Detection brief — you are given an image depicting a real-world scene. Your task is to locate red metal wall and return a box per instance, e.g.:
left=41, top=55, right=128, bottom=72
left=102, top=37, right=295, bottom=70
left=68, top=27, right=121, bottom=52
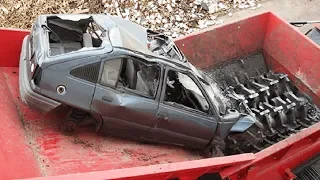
left=0, top=28, right=29, bottom=67
left=174, top=12, right=320, bottom=179
left=175, top=12, right=269, bottom=69
left=0, top=28, right=40, bottom=179
left=263, top=14, right=320, bottom=106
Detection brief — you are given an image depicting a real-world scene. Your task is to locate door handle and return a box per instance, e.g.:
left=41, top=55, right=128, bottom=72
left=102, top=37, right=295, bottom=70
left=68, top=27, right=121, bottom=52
left=157, top=112, right=169, bottom=121
left=102, top=96, right=113, bottom=102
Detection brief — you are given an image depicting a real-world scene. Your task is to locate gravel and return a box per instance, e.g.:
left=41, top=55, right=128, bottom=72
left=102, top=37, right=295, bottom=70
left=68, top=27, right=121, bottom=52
left=0, top=0, right=262, bottom=38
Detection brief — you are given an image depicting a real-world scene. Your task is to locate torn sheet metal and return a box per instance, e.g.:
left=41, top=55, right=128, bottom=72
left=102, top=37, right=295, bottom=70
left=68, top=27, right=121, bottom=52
left=56, top=14, right=91, bottom=21
left=230, top=115, right=255, bottom=132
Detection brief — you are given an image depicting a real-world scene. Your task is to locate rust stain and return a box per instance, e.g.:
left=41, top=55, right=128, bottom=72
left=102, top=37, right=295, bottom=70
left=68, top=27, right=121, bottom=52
left=296, top=69, right=320, bottom=94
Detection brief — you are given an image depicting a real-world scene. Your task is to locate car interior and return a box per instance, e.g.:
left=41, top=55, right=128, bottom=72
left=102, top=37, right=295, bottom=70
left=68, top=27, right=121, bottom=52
left=101, top=58, right=209, bottom=112
left=147, top=30, right=185, bottom=62
left=46, top=16, right=103, bottom=56
left=101, top=58, right=160, bottom=97
left=165, top=70, right=210, bottom=113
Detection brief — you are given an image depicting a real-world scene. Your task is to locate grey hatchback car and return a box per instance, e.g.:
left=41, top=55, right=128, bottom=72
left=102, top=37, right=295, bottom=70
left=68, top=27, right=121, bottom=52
left=19, top=14, right=254, bottom=156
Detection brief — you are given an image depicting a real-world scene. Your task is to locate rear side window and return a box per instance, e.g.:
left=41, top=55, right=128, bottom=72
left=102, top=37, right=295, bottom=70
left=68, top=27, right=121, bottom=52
left=100, top=58, right=160, bottom=98
left=100, top=59, right=123, bottom=87
left=70, top=62, right=100, bottom=83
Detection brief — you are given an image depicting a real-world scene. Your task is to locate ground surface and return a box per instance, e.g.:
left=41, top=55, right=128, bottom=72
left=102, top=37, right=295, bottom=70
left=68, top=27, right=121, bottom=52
left=218, top=0, right=320, bottom=34
left=1, top=0, right=319, bottom=36
left=0, top=0, right=264, bottom=37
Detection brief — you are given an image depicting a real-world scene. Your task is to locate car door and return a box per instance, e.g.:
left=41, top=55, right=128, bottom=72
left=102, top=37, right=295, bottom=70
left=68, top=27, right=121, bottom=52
left=150, top=68, right=218, bottom=149
left=91, top=56, right=162, bottom=140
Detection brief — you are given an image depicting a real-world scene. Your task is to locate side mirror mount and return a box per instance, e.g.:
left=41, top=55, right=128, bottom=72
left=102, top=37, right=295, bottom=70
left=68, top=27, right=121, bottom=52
left=218, top=109, right=242, bottom=139
left=230, top=115, right=255, bottom=133
left=214, top=109, right=256, bottom=141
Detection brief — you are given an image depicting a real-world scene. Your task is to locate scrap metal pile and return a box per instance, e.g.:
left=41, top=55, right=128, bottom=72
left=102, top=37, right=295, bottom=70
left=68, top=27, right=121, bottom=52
left=207, top=55, right=320, bottom=155
left=0, top=0, right=262, bottom=37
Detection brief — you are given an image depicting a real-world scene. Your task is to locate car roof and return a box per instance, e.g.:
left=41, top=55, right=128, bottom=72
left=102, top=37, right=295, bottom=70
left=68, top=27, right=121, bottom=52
left=38, top=14, right=192, bottom=70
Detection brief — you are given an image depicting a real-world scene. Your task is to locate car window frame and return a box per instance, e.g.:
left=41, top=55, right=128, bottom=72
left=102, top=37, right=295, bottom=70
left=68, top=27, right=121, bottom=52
left=30, top=23, right=37, bottom=53
left=159, top=66, right=214, bottom=116
left=98, top=55, right=163, bottom=100
left=99, top=58, right=124, bottom=88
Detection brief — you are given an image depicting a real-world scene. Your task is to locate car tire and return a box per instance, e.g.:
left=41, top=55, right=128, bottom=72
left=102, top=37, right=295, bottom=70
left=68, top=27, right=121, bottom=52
left=202, top=146, right=224, bottom=158
left=61, top=120, right=78, bottom=136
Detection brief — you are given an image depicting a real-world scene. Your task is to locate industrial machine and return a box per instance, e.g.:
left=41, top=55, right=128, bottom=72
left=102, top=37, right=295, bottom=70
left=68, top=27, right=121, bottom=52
left=0, top=12, right=318, bottom=180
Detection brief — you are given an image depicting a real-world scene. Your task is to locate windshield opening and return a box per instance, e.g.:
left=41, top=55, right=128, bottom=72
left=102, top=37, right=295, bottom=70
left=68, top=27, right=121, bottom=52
left=45, top=16, right=106, bottom=56
left=188, top=63, right=228, bottom=114
left=147, top=30, right=185, bottom=62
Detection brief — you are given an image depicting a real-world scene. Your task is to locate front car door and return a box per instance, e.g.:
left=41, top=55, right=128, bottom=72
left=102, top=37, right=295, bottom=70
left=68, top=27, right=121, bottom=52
left=91, top=56, right=162, bottom=140
left=150, top=68, right=218, bottom=149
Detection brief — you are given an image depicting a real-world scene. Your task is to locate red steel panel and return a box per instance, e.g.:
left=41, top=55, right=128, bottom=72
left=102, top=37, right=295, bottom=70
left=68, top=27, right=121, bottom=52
left=0, top=28, right=29, bottom=67
left=26, top=154, right=255, bottom=180
left=220, top=12, right=320, bottom=180
left=0, top=67, right=41, bottom=179
left=175, top=12, right=269, bottom=69
left=263, top=13, right=320, bottom=106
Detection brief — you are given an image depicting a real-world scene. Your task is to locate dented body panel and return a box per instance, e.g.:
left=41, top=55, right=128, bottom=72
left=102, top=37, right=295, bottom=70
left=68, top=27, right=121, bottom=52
left=92, top=83, right=160, bottom=139
left=20, top=14, right=252, bottom=152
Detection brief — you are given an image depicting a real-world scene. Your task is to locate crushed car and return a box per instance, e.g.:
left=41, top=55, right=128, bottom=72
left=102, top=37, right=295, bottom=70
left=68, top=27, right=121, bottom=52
left=19, top=14, right=320, bottom=157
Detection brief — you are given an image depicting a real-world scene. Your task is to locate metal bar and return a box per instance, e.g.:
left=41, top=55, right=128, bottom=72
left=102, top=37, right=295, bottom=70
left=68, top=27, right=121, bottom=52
left=25, top=154, right=255, bottom=180
left=289, top=21, right=320, bottom=25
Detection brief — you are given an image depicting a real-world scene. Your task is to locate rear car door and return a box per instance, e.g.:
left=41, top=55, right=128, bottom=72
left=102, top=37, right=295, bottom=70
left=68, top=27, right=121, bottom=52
left=150, top=68, right=218, bottom=148
left=91, top=56, right=162, bottom=139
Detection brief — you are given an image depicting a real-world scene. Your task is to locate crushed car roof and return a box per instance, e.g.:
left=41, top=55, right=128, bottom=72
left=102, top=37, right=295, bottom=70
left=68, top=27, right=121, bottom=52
left=94, top=14, right=187, bottom=63
left=43, top=14, right=185, bottom=62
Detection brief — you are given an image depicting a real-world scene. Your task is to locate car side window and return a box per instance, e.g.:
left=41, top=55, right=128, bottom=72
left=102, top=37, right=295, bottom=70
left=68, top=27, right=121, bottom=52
left=100, top=58, right=161, bottom=98
left=70, top=62, right=101, bottom=83
left=164, top=70, right=210, bottom=114
left=101, top=58, right=123, bottom=87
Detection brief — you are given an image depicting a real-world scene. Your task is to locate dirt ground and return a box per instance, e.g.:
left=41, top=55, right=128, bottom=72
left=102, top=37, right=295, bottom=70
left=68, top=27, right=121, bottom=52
left=218, top=0, right=320, bottom=34
left=0, top=0, right=103, bottom=29
left=0, top=0, right=263, bottom=37
left=0, top=0, right=318, bottom=35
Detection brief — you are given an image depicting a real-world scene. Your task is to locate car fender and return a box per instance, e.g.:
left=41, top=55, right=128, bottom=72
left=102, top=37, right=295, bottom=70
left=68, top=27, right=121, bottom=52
left=230, top=115, right=255, bottom=133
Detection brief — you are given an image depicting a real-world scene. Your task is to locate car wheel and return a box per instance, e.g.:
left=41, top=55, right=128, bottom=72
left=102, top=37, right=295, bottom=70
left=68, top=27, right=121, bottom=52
left=61, top=120, right=78, bottom=135
left=202, top=146, right=224, bottom=158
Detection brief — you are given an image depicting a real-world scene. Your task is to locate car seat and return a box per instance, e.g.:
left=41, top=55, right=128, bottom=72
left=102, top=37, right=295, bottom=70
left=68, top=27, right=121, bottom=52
left=125, top=59, right=137, bottom=89
left=82, top=33, right=93, bottom=47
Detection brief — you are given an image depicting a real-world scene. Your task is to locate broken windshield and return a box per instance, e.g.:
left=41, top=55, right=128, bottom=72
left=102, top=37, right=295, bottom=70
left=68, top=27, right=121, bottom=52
left=188, top=63, right=228, bottom=114
left=200, top=79, right=227, bottom=114
left=147, top=30, right=185, bottom=62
